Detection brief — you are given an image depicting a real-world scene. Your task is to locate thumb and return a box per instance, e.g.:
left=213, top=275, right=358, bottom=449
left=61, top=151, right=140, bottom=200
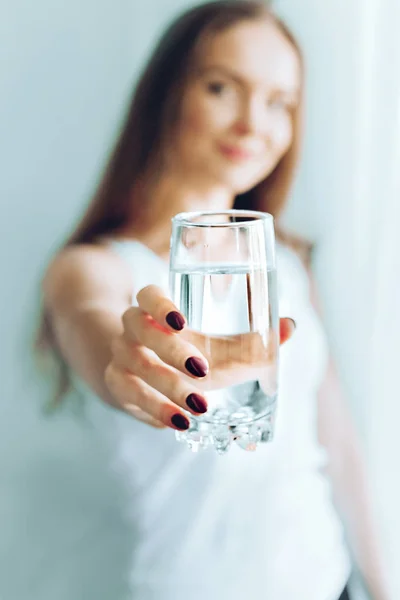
left=279, top=318, right=296, bottom=345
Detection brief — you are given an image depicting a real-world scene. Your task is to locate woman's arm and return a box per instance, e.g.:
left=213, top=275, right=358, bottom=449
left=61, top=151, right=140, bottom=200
left=310, top=275, right=391, bottom=599
left=317, top=359, right=390, bottom=600
left=43, top=244, right=133, bottom=405
left=45, top=244, right=295, bottom=430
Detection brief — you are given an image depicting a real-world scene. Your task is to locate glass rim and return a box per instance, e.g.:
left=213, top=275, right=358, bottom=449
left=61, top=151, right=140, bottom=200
left=171, top=209, right=273, bottom=228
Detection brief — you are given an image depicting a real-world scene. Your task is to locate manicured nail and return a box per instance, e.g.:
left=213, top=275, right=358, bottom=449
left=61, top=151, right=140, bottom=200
left=185, top=357, right=208, bottom=378
left=186, top=393, right=208, bottom=414
left=166, top=311, right=185, bottom=331
left=171, top=413, right=190, bottom=430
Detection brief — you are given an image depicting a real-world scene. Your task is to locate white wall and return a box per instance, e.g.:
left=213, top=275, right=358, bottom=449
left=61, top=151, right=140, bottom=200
left=0, top=5, right=138, bottom=591
left=1, top=0, right=135, bottom=407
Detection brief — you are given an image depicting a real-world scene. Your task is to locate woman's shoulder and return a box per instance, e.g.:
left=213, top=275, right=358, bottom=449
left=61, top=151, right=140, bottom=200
left=276, top=239, right=313, bottom=309
left=50, top=242, right=125, bottom=265
left=276, top=227, right=314, bottom=270
left=42, top=243, right=132, bottom=313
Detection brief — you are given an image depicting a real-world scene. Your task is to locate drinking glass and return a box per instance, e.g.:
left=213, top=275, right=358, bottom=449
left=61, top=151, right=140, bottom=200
left=169, top=209, right=279, bottom=454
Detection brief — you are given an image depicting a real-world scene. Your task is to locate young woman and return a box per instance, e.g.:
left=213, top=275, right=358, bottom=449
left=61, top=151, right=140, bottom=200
left=31, top=2, right=388, bottom=599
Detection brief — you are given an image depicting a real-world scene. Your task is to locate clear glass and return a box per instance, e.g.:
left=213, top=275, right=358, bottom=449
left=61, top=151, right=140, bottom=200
left=169, top=209, right=279, bottom=454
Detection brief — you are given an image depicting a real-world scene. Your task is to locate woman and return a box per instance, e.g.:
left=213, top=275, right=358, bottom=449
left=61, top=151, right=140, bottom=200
left=33, top=2, right=388, bottom=599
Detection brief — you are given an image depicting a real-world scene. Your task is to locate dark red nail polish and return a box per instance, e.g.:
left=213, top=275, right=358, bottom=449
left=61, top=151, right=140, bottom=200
left=166, top=311, right=185, bottom=331
left=185, top=357, right=208, bottom=378
left=171, top=413, right=190, bottom=430
left=186, top=393, right=207, bottom=414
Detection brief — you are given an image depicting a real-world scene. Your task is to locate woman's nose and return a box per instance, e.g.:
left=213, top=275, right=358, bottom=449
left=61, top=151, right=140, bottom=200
left=232, top=98, right=267, bottom=137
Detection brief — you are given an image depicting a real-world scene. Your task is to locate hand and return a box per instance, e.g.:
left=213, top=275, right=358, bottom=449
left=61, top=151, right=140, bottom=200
left=105, top=285, right=295, bottom=430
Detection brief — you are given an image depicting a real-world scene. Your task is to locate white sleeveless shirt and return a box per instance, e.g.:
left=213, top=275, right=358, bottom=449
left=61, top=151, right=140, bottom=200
left=0, top=240, right=351, bottom=600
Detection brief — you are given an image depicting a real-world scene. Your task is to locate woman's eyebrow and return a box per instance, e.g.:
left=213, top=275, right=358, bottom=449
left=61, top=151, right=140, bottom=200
left=198, top=65, right=300, bottom=97
left=198, top=65, right=245, bottom=85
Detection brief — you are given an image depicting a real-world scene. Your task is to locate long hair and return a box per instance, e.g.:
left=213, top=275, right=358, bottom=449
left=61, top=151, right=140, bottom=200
left=37, top=0, right=308, bottom=403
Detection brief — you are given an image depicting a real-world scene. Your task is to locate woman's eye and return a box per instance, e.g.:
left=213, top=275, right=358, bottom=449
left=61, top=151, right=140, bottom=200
left=268, top=98, right=285, bottom=110
left=207, top=81, right=227, bottom=95
left=268, top=96, right=294, bottom=112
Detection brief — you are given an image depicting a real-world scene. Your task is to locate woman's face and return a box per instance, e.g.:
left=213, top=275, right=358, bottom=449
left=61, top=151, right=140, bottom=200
left=173, top=19, right=301, bottom=195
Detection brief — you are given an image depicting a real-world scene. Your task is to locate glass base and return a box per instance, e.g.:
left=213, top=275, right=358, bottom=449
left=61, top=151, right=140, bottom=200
left=175, top=407, right=276, bottom=454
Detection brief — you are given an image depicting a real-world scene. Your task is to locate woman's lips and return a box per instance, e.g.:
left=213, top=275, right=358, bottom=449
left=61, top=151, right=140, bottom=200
left=218, top=143, right=257, bottom=162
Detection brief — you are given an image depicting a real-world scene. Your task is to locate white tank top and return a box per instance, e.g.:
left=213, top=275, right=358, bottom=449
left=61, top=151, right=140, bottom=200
left=0, top=240, right=351, bottom=600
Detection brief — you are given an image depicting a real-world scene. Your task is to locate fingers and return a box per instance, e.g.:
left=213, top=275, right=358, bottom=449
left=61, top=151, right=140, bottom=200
left=111, top=337, right=208, bottom=415
left=117, top=286, right=296, bottom=430
left=123, top=307, right=295, bottom=393
left=279, top=318, right=296, bottom=344
left=104, top=363, right=165, bottom=428
left=181, top=318, right=296, bottom=362
left=136, top=285, right=186, bottom=332
left=122, top=306, right=209, bottom=380
left=104, top=362, right=192, bottom=431
left=137, top=286, right=296, bottom=347
left=135, top=285, right=295, bottom=353
left=123, top=405, right=166, bottom=429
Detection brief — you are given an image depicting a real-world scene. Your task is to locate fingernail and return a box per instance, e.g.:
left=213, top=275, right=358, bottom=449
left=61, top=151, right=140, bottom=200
left=185, top=357, right=208, bottom=378
left=285, top=317, right=297, bottom=329
left=166, top=311, right=185, bottom=331
left=186, top=393, right=208, bottom=414
left=171, top=413, right=190, bottom=430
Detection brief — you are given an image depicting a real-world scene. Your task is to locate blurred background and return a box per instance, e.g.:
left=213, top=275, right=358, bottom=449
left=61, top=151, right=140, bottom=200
left=1, top=0, right=400, bottom=596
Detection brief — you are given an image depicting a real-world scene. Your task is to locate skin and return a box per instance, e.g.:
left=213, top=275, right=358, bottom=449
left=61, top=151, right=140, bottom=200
left=44, top=19, right=390, bottom=598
